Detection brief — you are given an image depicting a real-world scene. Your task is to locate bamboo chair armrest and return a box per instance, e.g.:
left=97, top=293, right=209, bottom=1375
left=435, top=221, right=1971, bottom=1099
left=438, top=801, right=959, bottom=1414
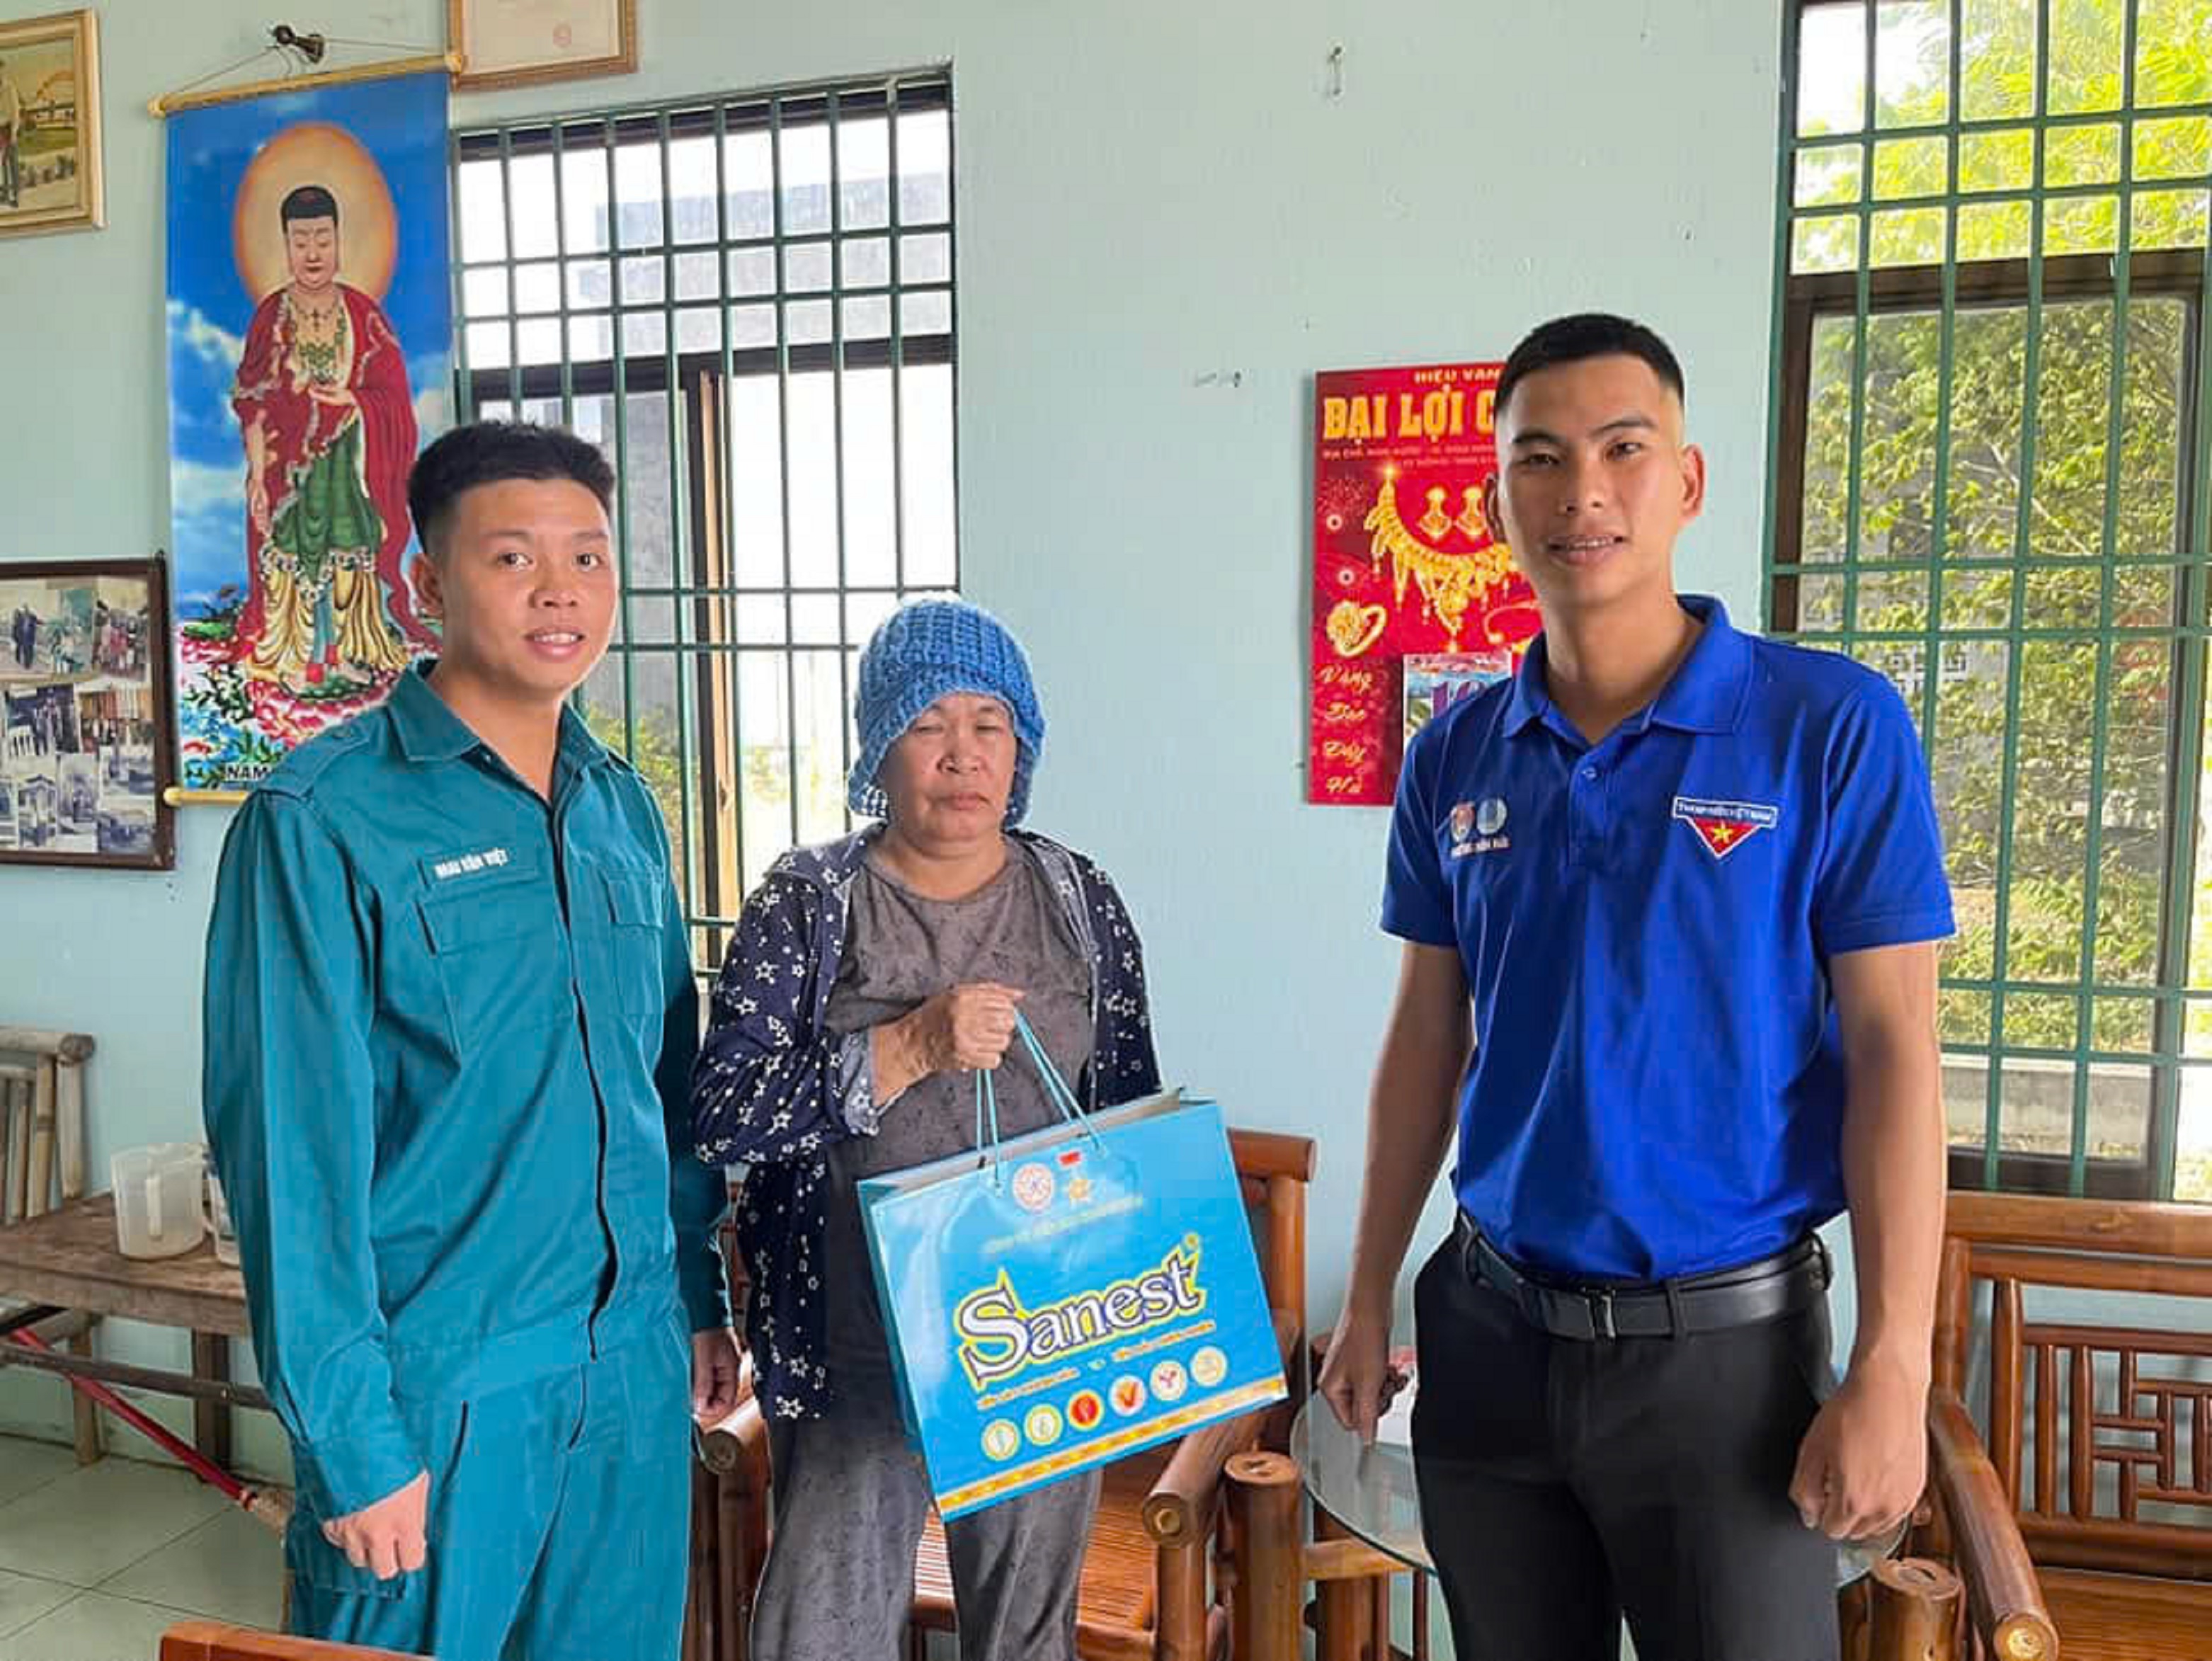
left=1144, top=1411, right=1261, bottom=1545
left=696, top=1391, right=773, bottom=1497
left=1927, top=1385, right=2058, bottom=1660
left=1143, top=1306, right=1304, bottom=1545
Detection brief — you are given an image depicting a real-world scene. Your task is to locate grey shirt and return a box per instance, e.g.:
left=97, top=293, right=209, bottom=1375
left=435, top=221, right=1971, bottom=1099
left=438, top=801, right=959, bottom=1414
left=819, top=840, right=1095, bottom=1376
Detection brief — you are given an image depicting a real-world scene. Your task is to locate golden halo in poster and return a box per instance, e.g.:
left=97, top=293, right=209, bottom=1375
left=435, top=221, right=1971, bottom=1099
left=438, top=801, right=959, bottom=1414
left=232, top=123, right=399, bottom=304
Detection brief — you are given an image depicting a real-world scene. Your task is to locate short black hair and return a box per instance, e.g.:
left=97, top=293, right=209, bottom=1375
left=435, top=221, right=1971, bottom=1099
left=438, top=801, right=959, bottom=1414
left=1495, top=313, right=1686, bottom=423
left=280, top=185, right=340, bottom=227
left=406, top=421, right=617, bottom=556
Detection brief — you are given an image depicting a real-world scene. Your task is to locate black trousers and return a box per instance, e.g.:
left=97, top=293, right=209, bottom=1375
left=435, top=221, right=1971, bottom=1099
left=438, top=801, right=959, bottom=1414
left=1410, top=1235, right=1842, bottom=1661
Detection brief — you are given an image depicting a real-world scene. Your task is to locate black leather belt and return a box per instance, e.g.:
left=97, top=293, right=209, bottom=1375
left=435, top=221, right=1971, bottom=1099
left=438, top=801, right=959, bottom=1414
left=1453, top=1212, right=1830, bottom=1341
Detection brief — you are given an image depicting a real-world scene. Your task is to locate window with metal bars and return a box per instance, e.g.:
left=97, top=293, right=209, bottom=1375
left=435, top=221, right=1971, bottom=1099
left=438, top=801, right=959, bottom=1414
left=1766, top=0, right=2211, bottom=1199
left=450, top=71, right=959, bottom=974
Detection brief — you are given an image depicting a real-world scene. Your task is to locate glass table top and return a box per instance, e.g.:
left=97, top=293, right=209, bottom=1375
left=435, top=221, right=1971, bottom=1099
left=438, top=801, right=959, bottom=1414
left=1289, top=1395, right=1433, bottom=1571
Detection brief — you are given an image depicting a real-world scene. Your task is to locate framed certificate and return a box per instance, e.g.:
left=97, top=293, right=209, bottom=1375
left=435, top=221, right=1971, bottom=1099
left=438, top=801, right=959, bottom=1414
left=449, top=0, right=637, bottom=92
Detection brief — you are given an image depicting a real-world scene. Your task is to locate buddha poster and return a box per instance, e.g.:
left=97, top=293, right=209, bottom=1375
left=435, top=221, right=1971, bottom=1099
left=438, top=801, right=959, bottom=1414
left=164, top=70, right=451, bottom=792
left=1308, top=361, right=1537, bottom=806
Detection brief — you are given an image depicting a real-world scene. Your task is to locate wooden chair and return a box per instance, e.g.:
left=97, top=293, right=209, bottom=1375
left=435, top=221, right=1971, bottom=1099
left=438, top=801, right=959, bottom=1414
left=159, top=1620, right=415, bottom=1659
left=0, top=1024, right=101, bottom=1461
left=688, top=1126, right=1318, bottom=1661
left=685, top=1352, right=771, bottom=1661
left=1886, top=1192, right=2212, bottom=1661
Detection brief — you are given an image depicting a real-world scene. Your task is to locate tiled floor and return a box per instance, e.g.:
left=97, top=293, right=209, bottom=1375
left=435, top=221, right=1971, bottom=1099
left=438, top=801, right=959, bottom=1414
left=0, top=1435, right=283, bottom=1660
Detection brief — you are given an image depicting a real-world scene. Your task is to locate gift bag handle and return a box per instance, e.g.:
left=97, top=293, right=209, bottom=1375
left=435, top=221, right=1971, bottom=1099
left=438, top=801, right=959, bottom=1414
left=972, top=1066, right=1004, bottom=1178
left=1010, top=1009, right=1093, bottom=1131
left=971, top=1010, right=1103, bottom=1182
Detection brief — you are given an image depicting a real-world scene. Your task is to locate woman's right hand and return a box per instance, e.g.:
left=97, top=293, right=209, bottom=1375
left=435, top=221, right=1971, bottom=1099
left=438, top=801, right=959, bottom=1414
left=908, top=981, right=1025, bottom=1073
left=871, top=983, right=1026, bottom=1107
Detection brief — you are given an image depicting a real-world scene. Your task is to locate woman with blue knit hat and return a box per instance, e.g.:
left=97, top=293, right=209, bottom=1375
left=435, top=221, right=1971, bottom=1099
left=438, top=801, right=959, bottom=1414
left=692, top=596, right=1161, bottom=1661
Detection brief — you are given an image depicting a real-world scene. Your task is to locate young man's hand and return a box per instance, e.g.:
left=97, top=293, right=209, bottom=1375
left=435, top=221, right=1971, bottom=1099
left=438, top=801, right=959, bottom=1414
left=692, top=1326, right=744, bottom=1422
left=321, top=1470, right=429, bottom=1579
left=1789, top=1352, right=1928, bottom=1540
left=1317, top=1296, right=1404, bottom=1446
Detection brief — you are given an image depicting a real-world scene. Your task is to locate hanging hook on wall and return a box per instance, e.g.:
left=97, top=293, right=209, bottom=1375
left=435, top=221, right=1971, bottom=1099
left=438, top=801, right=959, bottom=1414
left=150, top=21, right=459, bottom=116
left=269, top=25, right=329, bottom=67
left=1326, top=44, right=1345, bottom=99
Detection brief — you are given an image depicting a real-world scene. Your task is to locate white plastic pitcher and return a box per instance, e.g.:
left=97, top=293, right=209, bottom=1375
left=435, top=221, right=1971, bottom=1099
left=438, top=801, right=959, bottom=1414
left=112, top=1143, right=206, bottom=1259
left=204, top=1153, right=239, bottom=1267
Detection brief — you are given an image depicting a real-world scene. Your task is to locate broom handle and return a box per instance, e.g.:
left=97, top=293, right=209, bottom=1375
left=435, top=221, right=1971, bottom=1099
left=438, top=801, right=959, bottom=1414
left=4, top=1329, right=246, bottom=1502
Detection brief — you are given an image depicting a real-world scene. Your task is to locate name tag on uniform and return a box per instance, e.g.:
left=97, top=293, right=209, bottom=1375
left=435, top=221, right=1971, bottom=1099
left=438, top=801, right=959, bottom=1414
left=425, top=846, right=514, bottom=881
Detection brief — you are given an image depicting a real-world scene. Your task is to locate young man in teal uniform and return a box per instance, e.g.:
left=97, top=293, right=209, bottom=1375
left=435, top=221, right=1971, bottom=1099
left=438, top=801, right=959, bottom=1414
left=203, top=421, right=737, bottom=1660
left=1321, top=316, right=1952, bottom=1661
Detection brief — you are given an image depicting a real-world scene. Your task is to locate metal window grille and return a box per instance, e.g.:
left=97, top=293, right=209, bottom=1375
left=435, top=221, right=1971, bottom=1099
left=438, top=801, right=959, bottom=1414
left=450, top=70, right=959, bottom=970
left=1765, top=0, right=2212, bottom=1198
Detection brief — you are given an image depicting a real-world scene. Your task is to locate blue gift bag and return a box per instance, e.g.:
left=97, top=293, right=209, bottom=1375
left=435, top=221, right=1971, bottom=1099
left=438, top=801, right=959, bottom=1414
left=859, top=1022, right=1287, bottom=1519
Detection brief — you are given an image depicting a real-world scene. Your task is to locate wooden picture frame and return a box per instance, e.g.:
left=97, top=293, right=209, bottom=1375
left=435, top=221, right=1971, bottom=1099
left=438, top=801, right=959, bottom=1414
left=0, top=559, right=177, bottom=870
left=0, top=8, right=103, bottom=239
left=449, top=0, right=637, bottom=93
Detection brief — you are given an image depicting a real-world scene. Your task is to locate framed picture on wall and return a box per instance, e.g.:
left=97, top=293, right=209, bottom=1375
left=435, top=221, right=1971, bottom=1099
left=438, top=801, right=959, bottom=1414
left=0, top=8, right=104, bottom=239
left=449, top=0, right=637, bottom=92
left=0, top=559, right=176, bottom=869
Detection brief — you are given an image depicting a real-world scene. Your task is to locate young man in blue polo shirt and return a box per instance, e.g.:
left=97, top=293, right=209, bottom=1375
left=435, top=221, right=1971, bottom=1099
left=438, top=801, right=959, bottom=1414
left=1319, top=314, right=1951, bottom=1661
left=203, top=421, right=736, bottom=1660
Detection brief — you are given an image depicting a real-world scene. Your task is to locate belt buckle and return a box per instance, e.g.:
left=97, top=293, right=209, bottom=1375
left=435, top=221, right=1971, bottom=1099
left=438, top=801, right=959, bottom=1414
left=1579, top=1285, right=1617, bottom=1340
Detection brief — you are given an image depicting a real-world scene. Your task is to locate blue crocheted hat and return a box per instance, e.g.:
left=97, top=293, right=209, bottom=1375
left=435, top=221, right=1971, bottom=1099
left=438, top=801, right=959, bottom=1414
left=847, top=599, right=1046, bottom=826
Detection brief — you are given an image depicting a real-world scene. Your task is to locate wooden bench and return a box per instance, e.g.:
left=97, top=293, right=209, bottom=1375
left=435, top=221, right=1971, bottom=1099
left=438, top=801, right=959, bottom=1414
left=0, top=1189, right=266, bottom=1466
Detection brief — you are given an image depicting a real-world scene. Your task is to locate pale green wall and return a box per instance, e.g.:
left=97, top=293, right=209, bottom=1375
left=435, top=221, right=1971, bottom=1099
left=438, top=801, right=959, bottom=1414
left=0, top=0, right=1794, bottom=1529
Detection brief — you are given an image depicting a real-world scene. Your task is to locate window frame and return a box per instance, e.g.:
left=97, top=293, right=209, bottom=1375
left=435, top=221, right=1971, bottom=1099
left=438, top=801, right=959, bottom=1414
left=449, top=72, right=960, bottom=966
left=1766, top=0, right=2212, bottom=1199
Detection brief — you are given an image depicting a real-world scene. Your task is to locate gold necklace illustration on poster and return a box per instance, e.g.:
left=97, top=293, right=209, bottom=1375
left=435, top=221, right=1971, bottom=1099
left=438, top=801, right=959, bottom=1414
left=1361, top=467, right=1519, bottom=651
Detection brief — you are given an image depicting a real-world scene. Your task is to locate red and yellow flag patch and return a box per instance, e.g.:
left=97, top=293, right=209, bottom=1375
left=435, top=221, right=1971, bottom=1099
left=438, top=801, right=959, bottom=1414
left=1670, top=797, right=1779, bottom=861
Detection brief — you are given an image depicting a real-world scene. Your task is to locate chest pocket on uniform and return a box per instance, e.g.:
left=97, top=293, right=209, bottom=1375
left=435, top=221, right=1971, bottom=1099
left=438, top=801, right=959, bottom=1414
left=595, top=864, right=667, bottom=1022
left=416, top=853, right=569, bottom=1046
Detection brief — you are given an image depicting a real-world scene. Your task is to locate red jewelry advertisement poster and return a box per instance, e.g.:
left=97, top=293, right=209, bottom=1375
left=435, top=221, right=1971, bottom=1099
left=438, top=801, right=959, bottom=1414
left=1309, top=363, right=1540, bottom=806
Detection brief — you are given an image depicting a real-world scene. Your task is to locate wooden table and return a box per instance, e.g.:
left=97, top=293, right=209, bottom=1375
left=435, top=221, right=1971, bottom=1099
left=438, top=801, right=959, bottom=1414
left=0, top=1192, right=267, bottom=1467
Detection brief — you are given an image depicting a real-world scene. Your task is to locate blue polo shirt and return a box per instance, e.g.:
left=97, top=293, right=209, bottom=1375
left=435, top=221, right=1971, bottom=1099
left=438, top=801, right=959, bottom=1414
left=1382, top=596, right=1954, bottom=1281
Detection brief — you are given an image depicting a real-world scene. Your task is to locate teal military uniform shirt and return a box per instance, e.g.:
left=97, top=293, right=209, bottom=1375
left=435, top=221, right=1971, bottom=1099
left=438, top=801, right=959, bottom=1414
left=203, top=664, right=729, bottom=1522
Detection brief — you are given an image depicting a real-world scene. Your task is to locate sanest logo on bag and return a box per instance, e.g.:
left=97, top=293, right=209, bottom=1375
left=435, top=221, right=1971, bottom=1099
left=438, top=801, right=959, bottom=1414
left=862, top=1082, right=1287, bottom=1519
left=954, top=1240, right=1209, bottom=1388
